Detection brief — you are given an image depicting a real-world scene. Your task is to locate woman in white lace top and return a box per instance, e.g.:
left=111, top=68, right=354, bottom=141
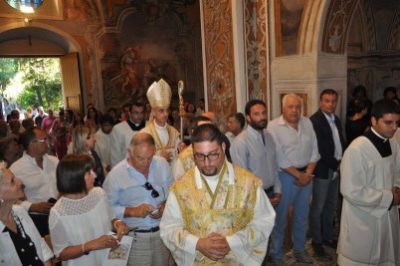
left=49, top=154, right=130, bottom=266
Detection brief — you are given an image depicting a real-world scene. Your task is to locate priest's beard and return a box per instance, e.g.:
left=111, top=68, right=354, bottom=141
left=200, top=167, right=218, bottom=176
left=249, top=119, right=267, bottom=130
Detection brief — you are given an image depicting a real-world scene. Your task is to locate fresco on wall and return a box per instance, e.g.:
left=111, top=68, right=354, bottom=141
left=100, top=1, right=203, bottom=110
left=275, top=0, right=304, bottom=56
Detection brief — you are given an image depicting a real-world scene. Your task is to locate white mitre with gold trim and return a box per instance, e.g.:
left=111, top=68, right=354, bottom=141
left=146, top=78, right=172, bottom=108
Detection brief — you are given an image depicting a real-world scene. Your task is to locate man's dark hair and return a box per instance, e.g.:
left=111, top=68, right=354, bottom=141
left=383, top=87, right=397, bottom=98
left=0, top=121, right=8, bottom=138
left=131, top=100, right=145, bottom=110
left=191, top=124, right=224, bottom=146
left=245, top=99, right=266, bottom=116
left=230, top=112, right=245, bottom=129
left=0, top=137, right=16, bottom=161
left=22, top=118, right=34, bottom=130
left=99, top=113, right=114, bottom=125
left=320, top=89, right=338, bottom=100
left=348, top=98, right=367, bottom=114
left=56, top=154, right=94, bottom=194
left=371, top=99, right=400, bottom=119
left=352, top=85, right=367, bottom=98
left=19, top=127, right=40, bottom=150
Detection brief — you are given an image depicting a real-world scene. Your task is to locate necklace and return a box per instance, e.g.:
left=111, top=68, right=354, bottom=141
left=12, top=210, right=26, bottom=239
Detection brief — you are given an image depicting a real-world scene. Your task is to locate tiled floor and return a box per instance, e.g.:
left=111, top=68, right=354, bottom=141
left=282, top=240, right=337, bottom=265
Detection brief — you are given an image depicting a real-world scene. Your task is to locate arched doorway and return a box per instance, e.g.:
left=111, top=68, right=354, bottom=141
left=0, top=23, right=83, bottom=114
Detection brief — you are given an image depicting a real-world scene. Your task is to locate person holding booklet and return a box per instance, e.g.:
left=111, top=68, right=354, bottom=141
left=49, top=154, right=130, bottom=266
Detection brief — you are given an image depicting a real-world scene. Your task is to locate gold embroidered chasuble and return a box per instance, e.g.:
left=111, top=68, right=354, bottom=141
left=143, top=120, right=180, bottom=153
left=171, top=163, right=262, bottom=265
left=177, top=144, right=195, bottom=173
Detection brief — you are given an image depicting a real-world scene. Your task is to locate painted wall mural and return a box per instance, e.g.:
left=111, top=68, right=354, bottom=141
left=99, top=0, right=203, bottom=110
left=201, top=0, right=236, bottom=124
left=274, top=0, right=305, bottom=56
left=244, top=0, right=268, bottom=101
left=322, top=0, right=358, bottom=54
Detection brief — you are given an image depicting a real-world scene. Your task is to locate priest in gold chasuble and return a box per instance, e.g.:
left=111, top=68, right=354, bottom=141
left=160, top=124, right=275, bottom=266
left=141, top=79, right=182, bottom=163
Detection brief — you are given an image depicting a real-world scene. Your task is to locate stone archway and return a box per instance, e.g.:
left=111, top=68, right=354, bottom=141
left=269, top=0, right=361, bottom=120
left=0, top=22, right=84, bottom=113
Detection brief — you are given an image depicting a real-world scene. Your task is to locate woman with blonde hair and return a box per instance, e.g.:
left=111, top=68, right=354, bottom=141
left=70, top=125, right=106, bottom=186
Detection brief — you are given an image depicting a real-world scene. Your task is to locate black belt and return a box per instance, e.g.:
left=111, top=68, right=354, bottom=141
left=135, top=226, right=160, bottom=233
left=296, top=166, right=307, bottom=172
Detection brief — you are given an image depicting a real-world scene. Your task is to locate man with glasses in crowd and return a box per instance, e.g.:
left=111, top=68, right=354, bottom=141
left=10, top=127, right=59, bottom=236
left=160, top=124, right=275, bottom=265
left=104, top=132, right=173, bottom=266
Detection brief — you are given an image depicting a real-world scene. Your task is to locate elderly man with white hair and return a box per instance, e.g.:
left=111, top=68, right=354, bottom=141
left=267, top=93, right=320, bottom=264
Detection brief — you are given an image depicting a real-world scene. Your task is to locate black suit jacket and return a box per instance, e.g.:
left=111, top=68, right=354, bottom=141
left=310, top=109, right=345, bottom=179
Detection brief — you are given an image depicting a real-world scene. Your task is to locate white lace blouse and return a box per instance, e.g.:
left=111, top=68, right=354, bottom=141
left=49, top=187, right=113, bottom=266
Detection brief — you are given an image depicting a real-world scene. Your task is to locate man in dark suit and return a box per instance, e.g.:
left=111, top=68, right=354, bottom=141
left=310, top=89, right=345, bottom=260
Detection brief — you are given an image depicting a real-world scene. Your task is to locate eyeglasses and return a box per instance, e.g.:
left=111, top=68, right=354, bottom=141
left=143, top=182, right=159, bottom=198
left=194, top=152, right=220, bottom=161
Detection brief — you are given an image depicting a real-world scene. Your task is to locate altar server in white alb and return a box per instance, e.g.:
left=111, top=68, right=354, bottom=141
left=338, top=99, right=400, bottom=266
left=141, top=79, right=183, bottom=163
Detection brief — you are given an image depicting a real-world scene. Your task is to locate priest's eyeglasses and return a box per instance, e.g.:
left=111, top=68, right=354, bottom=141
left=143, top=182, right=159, bottom=198
left=194, top=152, right=220, bottom=161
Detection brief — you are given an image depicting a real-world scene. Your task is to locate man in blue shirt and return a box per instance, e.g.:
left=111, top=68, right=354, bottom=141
left=104, top=132, right=173, bottom=266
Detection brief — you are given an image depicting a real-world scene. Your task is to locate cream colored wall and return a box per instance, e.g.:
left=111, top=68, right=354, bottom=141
left=0, top=39, right=66, bottom=55
left=268, top=0, right=348, bottom=121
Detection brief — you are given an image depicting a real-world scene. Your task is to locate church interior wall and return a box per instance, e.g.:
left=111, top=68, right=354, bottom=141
left=0, top=0, right=399, bottom=123
left=99, top=1, right=204, bottom=111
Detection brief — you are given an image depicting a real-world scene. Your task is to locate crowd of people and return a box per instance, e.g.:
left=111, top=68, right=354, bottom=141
left=0, top=80, right=399, bottom=266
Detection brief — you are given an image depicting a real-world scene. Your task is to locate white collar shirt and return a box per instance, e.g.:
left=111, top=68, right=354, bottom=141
left=10, top=152, right=59, bottom=211
left=267, top=115, right=320, bottom=169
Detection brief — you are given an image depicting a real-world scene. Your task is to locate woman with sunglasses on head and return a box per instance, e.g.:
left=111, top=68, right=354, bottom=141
left=49, top=154, right=131, bottom=266
left=0, top=161, right=53, bottom=265
left=70, top=125, right=106, bottom=187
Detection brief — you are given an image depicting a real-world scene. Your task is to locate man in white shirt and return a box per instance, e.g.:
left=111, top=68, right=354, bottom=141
left=141, top=79, right=183, bottom=163
left=160, top=124, right=275, bottom=265
left=10, top=127, right=59, bottom=236
left=267, top=94, right=320, bottom=264
left=110, top=101, right=146, bottom=167
left=94, top=113, right=114, bottom=171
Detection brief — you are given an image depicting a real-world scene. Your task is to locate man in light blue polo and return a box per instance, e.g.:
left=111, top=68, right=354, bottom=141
left=230, top=99, right=281, bottom=206
left=104, top=132, right=172, bottom=266
left=267, top=94, right=320, bottom=264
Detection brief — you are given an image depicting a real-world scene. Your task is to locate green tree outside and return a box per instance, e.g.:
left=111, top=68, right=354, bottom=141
left=0, top=57, right=62, bottom=112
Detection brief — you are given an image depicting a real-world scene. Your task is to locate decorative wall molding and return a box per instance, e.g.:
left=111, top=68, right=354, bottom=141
left=201, top=0, right=236, bottom=122
left=359, top=0, right=376, bottom=52
left=387, top=9, right=400, bottom=50
left=244, top=0, right=268, bottom=101
left=321, top=0, right=358, bottom=54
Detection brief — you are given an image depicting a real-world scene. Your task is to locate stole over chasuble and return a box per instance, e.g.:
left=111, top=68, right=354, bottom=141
left=171, top=163, right=263, bottom=265
left=142, top=120, right=180, bottom=153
